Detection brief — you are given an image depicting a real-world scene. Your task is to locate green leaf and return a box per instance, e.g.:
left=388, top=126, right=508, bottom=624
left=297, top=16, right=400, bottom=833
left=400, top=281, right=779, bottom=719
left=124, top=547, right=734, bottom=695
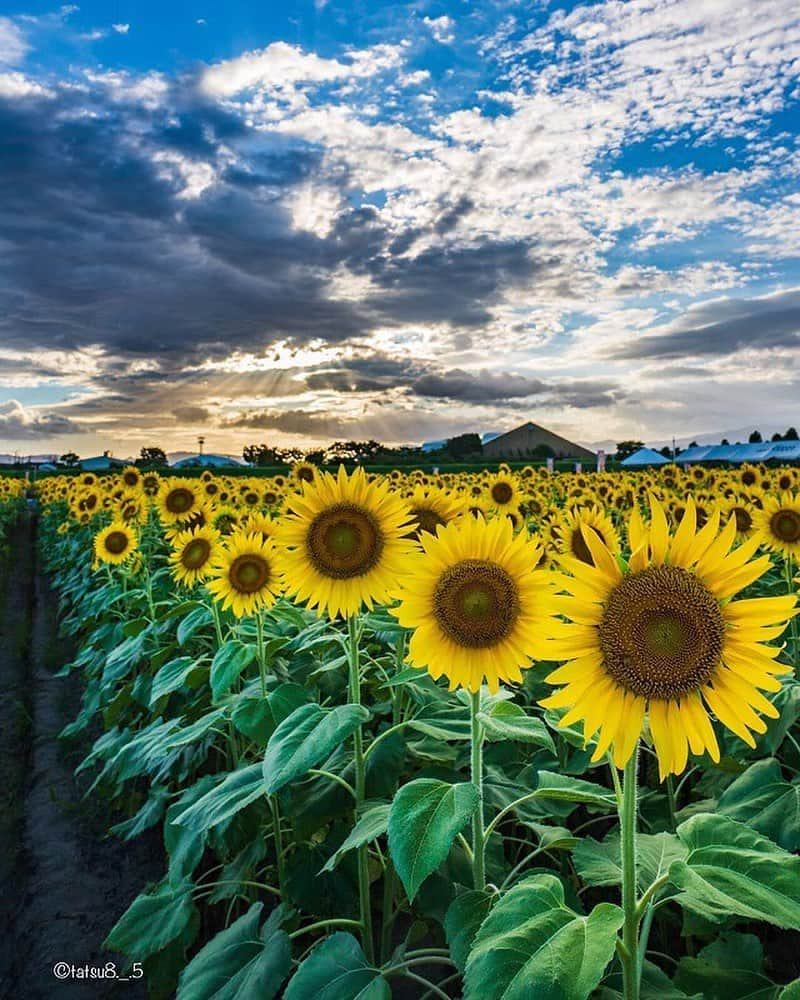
left=671, top=814, right=800, bottom=928
left=263, top=703, right=369, bottom=795
left=231, top=683, right=308, bottom=746
left=177, top=902, right=292, bottom=1000
left=534, top=771, right=617, bottom=812
left=478, top=703, right=555, bottom=752
left=445, top=890, right=493, bottom=972
left=675, top=932, right=778, bottom=1000
left=284, top=933, right=389, bottom=1000
left=717, top=758, right=800, bottom=851
left=177, top=605, right=213, bottom=645
left=210, top=641, right=256, bottom=701
left=173, top=763, right=265, bottom=832
left=150, top=656, right=204, bottom=706
left=574, top=832, right=686, bottom=891
left=321, top=803, right=390, bottom=873
left=388, top=779, right=479, bottom=902
left=105, top=878, right=198, bottom=962
left=463, top=873, right=623, bottom=1000
left=408, top=706, right=472, bottom=741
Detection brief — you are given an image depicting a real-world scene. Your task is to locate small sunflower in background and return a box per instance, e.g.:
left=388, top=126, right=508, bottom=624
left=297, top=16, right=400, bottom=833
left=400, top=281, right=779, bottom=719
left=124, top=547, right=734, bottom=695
left=754, top=492, right=800, bottom=559
left=718, top=496, right=758, bottom=541
left=392, top=514, right=558, bottom=693
left=94, top=521, right=138, bottom=566
left=541, top=496, right=797, bottom=779
left=277, top=465, right=414, bottom=618
left=404, top=485, right=465, bottom=540
left=207, top=530, right=282, bottom=617
left=484, top=472, right=519, bottom=512
left=157, top=478, right=199, bottom=525
left=292, top=461, right=317, bottom=486
left=169, top=524, right=221, bottom=587
left=120, top=465, right=142, bottom=491
left=558, top=504, right=619, bottom=567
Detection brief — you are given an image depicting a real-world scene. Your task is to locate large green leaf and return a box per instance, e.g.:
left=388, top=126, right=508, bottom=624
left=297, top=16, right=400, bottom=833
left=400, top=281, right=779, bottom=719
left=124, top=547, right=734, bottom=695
left=105, top=877, right=198, bottom=962
left=177, top=902, right=292, bottom=1000
left=210, top=641, right=256, bottom=701
left=478, top=702, right=555, bottom=752
left=177, top=605, right=213, bottom=645
left=231, top=683, right=308, bottom=747
left=671, top=814, right=800, bottom=928
left=321, top=803, right=390, bottom=873
left=717, top=759, right=800, bottom=851
left=284, top=933, right=389, bottom=1000
left=388, top=779, right=479, bottom=902
left=263, top=703, right=369, bottom=795
left=445, top=889, right=494, bottom=972
left=463, top=873, right=623, bottom=1000
left=574, top=832, right=686, bottom=891
left=675, top=933, right=780, bottom=1000
left=172, top=763, right=265, bottom=832
left=149, top=656, right=204, bottom=706
left=533, top=771, right=617, bottom=812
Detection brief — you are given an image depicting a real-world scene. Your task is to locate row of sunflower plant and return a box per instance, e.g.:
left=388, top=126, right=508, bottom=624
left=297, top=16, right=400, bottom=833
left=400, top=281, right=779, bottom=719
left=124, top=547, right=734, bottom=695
left=0, top=476, right=26, bottom=550
left=32, top=460, right=800, bottom=1000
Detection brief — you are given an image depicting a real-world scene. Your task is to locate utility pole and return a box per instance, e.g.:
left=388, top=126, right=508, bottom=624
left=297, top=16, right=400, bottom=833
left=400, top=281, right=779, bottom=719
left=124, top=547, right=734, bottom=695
left=198, top=436, right=205, bottom=457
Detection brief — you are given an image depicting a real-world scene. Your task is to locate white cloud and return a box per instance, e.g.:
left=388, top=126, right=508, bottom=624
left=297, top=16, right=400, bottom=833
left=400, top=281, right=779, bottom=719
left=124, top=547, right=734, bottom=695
left=0, top=71, right=53, bottom=98
left=0, top=17, right=29, bottom=66
left=422, top=15, right=455, bottom=45
left=112, top=23, right=130, bottom=34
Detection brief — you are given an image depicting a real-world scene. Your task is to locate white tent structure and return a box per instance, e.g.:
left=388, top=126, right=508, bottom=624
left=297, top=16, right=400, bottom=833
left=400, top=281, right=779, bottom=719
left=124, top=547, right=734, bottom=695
left=620, top=447, right=669, bottom=467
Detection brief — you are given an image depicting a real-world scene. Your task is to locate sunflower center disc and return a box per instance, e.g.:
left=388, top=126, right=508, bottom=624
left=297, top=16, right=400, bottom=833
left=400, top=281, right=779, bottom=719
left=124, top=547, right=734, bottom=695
left=298, top=467, right=315, bottom=482
left=411, top=506, right=445, bottom=538
left=733, top=507, right=752, bottom=533
left=308, top=503, right=384, bottom=579
left=599, top=565, right=724, bottom=699
left=229, top=555, right=270, bottom=593
left=183, top=538, right=211, bottom=570
left=491, top=483, right=513, bottom=505
left=105, top=531, right=129, bottom=555
left=772, top=510, right=800, bottom=543
left=433, top=559, right=520, bottom=648
left=167, top=488, right=193, bottom=514
left=570, top=526, right=604, bottom=566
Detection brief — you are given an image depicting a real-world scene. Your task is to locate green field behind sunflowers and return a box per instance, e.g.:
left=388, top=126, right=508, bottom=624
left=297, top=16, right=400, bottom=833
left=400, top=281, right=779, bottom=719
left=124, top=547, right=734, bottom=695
left=9, top=461, right=800, bottom=999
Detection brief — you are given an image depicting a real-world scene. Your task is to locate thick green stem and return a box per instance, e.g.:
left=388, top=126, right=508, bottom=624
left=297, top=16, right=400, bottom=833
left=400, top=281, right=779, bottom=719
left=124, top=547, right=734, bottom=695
left=255, top=611, right=268, bottom=697
left=269, top=795, right=286, bottom=895
left=469, top=689, right=486, bottom=891
left=619, top=746, right=641, bottom=1000
left=211, top=598, right=224, bottom=646
left=348, top=615, right=375, bottom=963
left=785, top=557, right=798, bottom=662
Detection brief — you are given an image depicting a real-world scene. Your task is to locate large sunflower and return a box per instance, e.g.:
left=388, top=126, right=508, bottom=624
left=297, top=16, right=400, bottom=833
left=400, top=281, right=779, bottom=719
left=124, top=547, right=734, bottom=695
left=94, top=521, right=138, bottom=565
left=277, top=465, right=414, bottom=618
left=206, top=530, right=282, bottom=617
left=169, top=524, right=221, bottom=587
left=392, top=514, right=557, bottom=693
left=541, top=496, right=797, bottom=779
left=753, top=491, right=800, bottom=559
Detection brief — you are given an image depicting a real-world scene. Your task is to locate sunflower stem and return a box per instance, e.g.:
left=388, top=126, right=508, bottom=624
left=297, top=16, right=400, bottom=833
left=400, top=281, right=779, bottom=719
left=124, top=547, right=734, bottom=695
left=255, top=610, right=267, bottom=698
left=211, top=598, right=224, bottom=647
left=619, top=745, right=641, bottom=1000
left=785, top=556, right=798, bottom=663
left=268, top=795, right=286, bottom=896
left=469, top=688, right=486, bottom=891
left=348, top=614, right=375, bottom=963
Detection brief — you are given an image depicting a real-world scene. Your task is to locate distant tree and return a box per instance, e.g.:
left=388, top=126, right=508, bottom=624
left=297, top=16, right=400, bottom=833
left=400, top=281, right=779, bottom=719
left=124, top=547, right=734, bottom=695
left=720, top=438, right=730, bottom=446
left=771, top=432, right=783, bottom=442
left=137, top=446, right=167, bottom=466
left=659, top=446, right=672, bottom=458
left=689, top=441, right=699, bottom=449
left=58, top=451, right=80, bottom=468
left=243, top=444, right=285, bottom=467
left=749, top=430, right=762, bottom=443
left=531, top=443, right=556, bottom=459
left=304, top=449, right=325, bottom=465
left=615, top=440, right=645, bottom=462
left=445, top=433, right=483, bottom=459
left=327, top=440, right=383, bottom=463
left=785, top=427, right=799, bottom=441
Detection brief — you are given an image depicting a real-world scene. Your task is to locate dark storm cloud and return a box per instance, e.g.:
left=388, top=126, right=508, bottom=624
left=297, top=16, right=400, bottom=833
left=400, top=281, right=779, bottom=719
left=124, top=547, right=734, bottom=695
left=0, top=79, right=554, bottom=375
left=610, top=289, right=800, bottom=360
left=226, top=408, right=356, bottom=436
left=173, top=405, right=213, bottom=422
left=408, top=369, right=622, bottom=407
left=0, top=402, right=82, bottom=438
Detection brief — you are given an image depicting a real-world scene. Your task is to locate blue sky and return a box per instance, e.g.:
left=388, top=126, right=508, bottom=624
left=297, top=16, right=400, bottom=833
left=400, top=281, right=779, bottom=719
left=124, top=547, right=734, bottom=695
left=1, top=0, right=799, bottom=457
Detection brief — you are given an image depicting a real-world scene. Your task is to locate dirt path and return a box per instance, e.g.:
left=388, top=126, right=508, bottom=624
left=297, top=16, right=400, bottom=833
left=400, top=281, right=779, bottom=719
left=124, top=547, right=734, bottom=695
left=0, top=511, right=162, bottom=1000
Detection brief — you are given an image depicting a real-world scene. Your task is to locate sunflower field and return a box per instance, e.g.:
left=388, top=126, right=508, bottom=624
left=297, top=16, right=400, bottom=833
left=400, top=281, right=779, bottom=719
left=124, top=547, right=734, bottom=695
left=25, top=461, right=800, bottom=999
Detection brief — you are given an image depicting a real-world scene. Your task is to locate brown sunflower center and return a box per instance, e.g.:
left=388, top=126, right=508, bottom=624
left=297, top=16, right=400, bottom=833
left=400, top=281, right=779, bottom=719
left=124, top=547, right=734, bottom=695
left=411, top=505, right=446, bottom=538
left=742, top=470, right=757, bottom=486
left=104, top=530, right=130, bottom=555
left=433, top=559, right=520, bottom=649
left=771, top=509, right=800, bottom=543
left=491, top=482, right=513, bottom=505
left=298, top=467, right=315, bottom=482
left=570, top=524, right=605, bottom=566
left=599, top=565, right=724, bottom=699
left=228, top=553, right=271, bottom=593
left=166, top=487, right=194, bottom=514
left=307, top=503, right=384, bottom=579
left=732, top=506, right=752, bottom=533
left=182, top=538, right=211, bottom=570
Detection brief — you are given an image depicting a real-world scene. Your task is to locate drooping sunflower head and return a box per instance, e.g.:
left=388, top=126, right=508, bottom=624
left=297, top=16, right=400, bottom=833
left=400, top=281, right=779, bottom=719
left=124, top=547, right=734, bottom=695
left=754, top=492, right=800, bottom=558
left=392, top=514, right=558, bottom=693
left=94, top=521, right=138, bottom=566
left=156, top=478, right=199, bottom=525
left=169, top=524, right=221, bottom=587
left=541, top=495, right=797, bottom=780
left=276, top=465, right=414, bottom=618
left=404, top=485, right=466, bottom=541
left=206, top=530, right=282, bottom=617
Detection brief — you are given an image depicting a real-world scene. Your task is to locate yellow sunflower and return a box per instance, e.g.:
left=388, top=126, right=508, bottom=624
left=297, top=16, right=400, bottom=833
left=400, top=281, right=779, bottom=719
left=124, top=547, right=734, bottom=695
left=484, top=472, right=520, bottom=511
left=558, top=505, right=620, bottom=567
left=392, top=514, right=557, bottom=693
left=169, top=524, right=221, bottom=587
left=405, top=485, right=465, bottom=540
left=276, top=465, right=414, bottom=618
left=753, top=492, right=800, bottom=559
left=156, top=478, right=199, bottom=525
left=206, top=530, right=282, bottom=617
left=541, top=496, right=796, bottom=779
left=94, top=521, right=138, bottom=565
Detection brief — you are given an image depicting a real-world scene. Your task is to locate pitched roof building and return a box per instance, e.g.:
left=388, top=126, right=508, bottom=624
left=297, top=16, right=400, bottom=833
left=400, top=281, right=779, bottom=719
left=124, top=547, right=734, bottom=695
left=482, top=421, right=596, bottom=462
